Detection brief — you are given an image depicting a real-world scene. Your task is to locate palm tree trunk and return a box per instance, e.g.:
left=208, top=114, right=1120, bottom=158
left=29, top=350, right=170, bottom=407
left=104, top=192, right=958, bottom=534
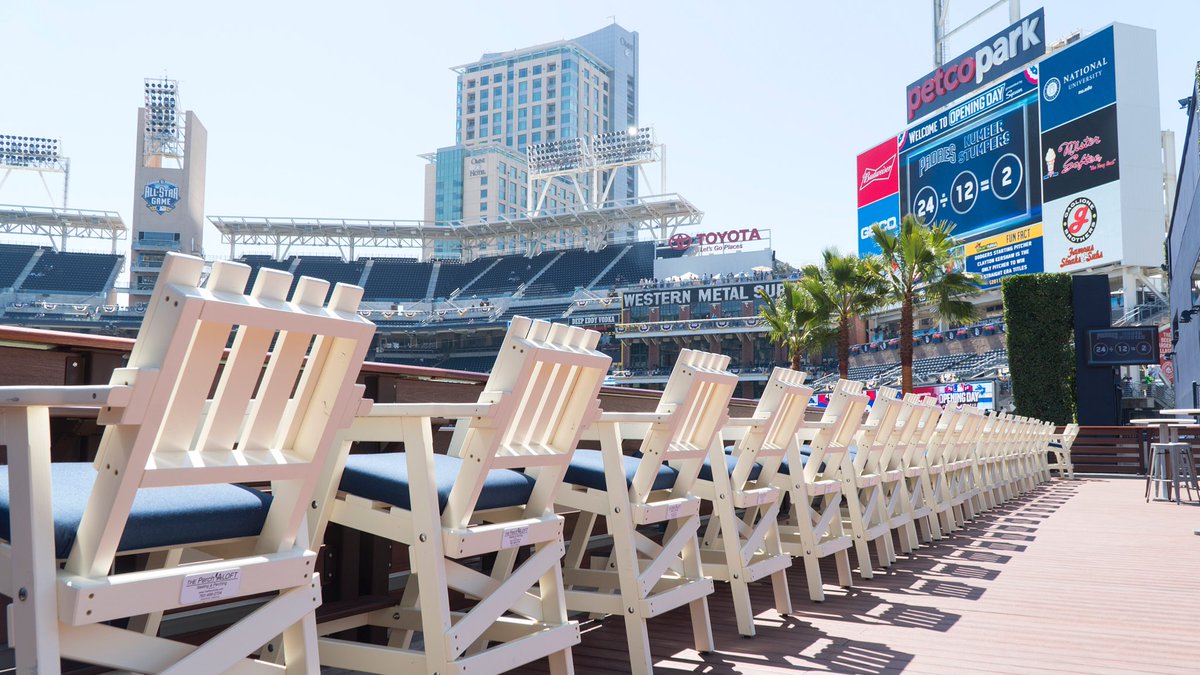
left=901, top=291, right=914, bottom=393
left=838, top=315, right=850, bottom=379
left=790, top=346, right=801, bottom=371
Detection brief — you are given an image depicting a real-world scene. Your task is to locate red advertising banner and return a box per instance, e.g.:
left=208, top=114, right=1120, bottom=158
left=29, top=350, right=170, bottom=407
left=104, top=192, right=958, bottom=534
left=1159, top=327, right=1174, bottom=384
left=856, top=137, right=899, bottom=208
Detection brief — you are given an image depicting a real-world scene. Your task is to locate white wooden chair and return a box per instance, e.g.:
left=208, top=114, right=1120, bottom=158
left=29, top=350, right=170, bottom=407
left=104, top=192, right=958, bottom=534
left=773, top=379, right=869, bottom=601
left=313, top=317, right=610, bottom=675
left=842, top=387, right=910, bottom=571
left=947, top=406, right=988, bottom=521
left=897, top=393, right=945, bottom=543
left=923, top=403, right=963, bottom=535
left=1045, top=421, right=1076, bottom=479
left=557, top=349, right=736, bottom=674
left=694, top=367, right=810, bottom=636
left=0, top=252, right=375, bottom=674
left=866, top=387, right=922, bottom=556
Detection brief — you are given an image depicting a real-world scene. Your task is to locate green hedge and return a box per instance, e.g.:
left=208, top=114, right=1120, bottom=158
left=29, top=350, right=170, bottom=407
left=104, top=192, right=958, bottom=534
left=1001, top=274, right=1075, bottom=424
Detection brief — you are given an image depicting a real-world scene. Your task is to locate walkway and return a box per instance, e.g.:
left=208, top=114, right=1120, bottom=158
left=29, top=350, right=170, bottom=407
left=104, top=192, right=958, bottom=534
left=529, top=478, right=1200, bottom=674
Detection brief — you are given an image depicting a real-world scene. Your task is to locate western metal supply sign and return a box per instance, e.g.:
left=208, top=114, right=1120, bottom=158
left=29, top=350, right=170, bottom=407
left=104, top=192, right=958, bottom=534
left=621, top=281, right=784, bottom=308
left=906, top=8, right=1045, bottom=122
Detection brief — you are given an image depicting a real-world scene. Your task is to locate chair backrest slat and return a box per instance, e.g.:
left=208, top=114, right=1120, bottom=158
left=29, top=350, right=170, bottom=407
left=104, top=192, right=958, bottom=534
left=64, top=253, right=375, bottom=577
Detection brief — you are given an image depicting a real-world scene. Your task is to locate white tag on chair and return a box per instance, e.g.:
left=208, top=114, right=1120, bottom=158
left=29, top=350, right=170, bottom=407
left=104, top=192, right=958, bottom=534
left=502, top=525, right=531, bottom=549
left=666, top=502, right=682, bottom=519
left=180, top=569, right=242, bottom=605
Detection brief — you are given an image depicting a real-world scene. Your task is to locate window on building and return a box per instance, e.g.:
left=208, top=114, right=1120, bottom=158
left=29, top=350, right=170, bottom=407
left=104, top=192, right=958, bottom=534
left=548, top=62, right=557, bottom=72
left=518, top=120, right=527, bottom=131
left=481, top=75, right=489, bottom=85
left=533, top=78, right=541, bottom=89
left=480, top=188, right=488, bottom=198
left=480, top=176, right=488, bottom=186
left=466, top=78, right=475, bottom=88
left=479, top=101, right=488, bottom=112
left=494, top=72, right=503, bottom=82
left=498, top=161, right=506, bottom=173
left=532, top=91, right=541, bottom=102
left=480, top=202, right=488, bottom=211
left=493, top=86, right=502, bottom=97
left=518, top=67, right=528, bottom=77
left=532, top=131, right=542, bottom=143
left=533, top=65, right=542, bottom=75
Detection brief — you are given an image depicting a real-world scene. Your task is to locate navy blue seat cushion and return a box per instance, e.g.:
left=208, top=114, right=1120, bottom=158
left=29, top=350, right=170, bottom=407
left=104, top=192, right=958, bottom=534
left=700, top=452, right=763, bottom=482
left=1048, top=441, right=1063, bottom=448
left=564, top=449, right=678, bottom=491
left=0, top=463, right=273, bottom=559
left=339, top=452, right=536, bottom=513
left=779, top=446, right=827, bottom=475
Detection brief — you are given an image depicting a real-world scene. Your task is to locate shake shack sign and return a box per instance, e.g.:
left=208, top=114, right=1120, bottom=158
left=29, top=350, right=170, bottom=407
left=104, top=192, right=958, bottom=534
left=622, top=281, right=783, bottom=308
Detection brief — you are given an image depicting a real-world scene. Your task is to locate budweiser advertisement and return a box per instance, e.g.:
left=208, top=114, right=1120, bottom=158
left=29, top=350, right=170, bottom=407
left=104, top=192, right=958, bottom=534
left=856, top=136, right=901, bottom=257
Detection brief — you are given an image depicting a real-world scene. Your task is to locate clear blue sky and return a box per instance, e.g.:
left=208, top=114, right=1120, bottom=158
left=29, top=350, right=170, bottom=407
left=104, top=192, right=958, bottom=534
left=0, top=0, right=1195, bottom=265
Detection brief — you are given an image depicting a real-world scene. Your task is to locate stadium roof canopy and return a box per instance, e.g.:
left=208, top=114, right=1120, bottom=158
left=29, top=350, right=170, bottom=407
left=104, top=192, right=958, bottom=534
left=0, top=204, right=127, bottom=252
left=209, top=193, right=703, bottom=261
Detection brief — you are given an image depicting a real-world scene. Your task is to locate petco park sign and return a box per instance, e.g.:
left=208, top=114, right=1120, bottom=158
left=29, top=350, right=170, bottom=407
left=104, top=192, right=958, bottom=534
left=667, top=228, right=764, bottom=255
left=906, top=8, right=1044, bottom=121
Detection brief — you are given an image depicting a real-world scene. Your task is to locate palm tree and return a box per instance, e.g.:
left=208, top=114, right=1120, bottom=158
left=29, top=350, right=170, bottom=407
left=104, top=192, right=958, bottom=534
left=798, top=249, right=885, bottom=379
left=757, top=281, right=829, bottom=371
left=872, top=215, right=979, bottom=392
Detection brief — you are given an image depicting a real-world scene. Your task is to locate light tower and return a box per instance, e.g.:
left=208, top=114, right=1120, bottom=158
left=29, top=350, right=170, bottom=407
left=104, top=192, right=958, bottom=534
left=130, top=77, right=207, bottom=300
left=0, top=134, right=70, bottom=206
left=526, top=126, right=661, bottom=213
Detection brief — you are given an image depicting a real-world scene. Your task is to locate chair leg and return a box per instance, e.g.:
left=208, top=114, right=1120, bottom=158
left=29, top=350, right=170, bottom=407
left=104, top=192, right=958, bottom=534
left=4, top=406, right=63, bottom=673
left=281, top=608, right=321, bottom=674
left=681, top=534, right=715, bottom=653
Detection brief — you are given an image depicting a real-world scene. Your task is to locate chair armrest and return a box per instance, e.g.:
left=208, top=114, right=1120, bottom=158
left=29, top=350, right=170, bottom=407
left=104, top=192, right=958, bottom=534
left=724, top=417, right=766, bottom=428
left=596, top=411, right=671, bottom=424
left=0, top=385, right=130, bottom=408
left=365, top=402, right=493, bottom=418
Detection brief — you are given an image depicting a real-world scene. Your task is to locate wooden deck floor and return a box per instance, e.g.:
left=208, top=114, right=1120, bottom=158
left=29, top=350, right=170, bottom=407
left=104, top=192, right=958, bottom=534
left=525, top=478, right=1200, bottom=674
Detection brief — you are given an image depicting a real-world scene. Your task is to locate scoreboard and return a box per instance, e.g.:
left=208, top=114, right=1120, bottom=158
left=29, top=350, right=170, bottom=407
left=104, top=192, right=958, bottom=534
left=897, top=69, right=1044, bottom=285
left=899, top=70, right=1042, bottom=242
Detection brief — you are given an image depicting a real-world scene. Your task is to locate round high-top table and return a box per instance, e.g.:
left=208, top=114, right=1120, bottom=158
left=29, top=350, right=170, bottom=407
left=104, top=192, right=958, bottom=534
left=1131, top=414, right=1200, bottom=523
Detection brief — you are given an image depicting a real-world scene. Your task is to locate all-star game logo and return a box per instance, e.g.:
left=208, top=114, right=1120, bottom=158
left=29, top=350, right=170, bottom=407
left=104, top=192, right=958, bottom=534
left=142, top=180, right=179, bottom=215
left=1062, top=196, right=1097, bottom=243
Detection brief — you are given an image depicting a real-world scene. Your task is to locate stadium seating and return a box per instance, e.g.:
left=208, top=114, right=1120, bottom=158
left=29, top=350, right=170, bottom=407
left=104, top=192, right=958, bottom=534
left=289, top=256, right=365, bottom=299
left=496, top=302, right=570, bottom=322
left=20, top=250, right=121, bottom=294
left=238, top=255, right=294, bottom=292
left=463, top=251, right=557, bottom=296
left=0, top=244, right=38, bottom=288
left=524, top=246, right=627, bottom=297
left=439, top=354, right=498, bottom=373
left=432, top=258, right=494, bottom=299
left=593, top=241, right=654, bottom=288
left=362, top=258, right=434, bottom=301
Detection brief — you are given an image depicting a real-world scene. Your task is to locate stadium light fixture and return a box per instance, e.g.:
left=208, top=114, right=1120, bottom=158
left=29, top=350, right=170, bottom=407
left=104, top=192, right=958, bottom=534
left=143, top=77, right=183, bottom=158
left=0, top=135, right=62, bottom=170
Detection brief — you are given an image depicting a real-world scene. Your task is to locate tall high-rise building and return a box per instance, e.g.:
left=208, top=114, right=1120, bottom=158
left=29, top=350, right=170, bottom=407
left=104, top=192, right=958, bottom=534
left=423, top=24, right=639, bottom=258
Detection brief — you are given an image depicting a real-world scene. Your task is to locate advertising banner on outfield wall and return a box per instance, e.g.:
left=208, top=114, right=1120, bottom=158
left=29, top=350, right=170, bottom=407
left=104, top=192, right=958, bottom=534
left=1039, top=27, right=1123, bottom=273
left=856, top=136, right=901, bottom=257
left=809, top=380, right=995, bottom=410
left=906, top=8, right=1045, bottom=122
